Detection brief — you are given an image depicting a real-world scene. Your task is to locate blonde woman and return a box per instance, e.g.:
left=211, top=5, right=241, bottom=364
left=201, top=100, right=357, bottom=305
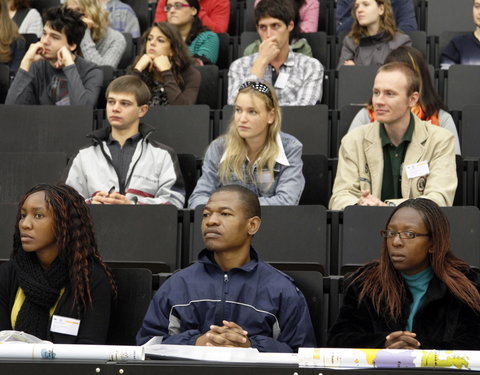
left=188, top=80, right=305, bottom=208
left=65, top=0, right=126, bottom=68
left=337, top=0, right=411, bottom=68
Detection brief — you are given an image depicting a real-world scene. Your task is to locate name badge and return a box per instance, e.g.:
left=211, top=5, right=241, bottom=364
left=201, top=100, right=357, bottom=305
left=274, top=72, right=289, bottom=89
left=405, top=161, right=430, bottom=179
left=51, top=315, right=80, bottom=336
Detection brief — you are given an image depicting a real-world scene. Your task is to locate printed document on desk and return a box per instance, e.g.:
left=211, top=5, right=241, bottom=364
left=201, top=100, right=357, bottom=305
left=145, top=343, right=298, bottom=364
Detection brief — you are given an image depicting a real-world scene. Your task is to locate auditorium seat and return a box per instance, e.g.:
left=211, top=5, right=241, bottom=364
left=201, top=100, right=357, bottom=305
left=177, top=153, right=198, bottom=206
left=122, top=0, right=149, bottom=33
left=300, top=154, right=330, bottom=207
left=195, top=65, right=222, bottom=109
left=0, top=152, right=67, bottom=203
left=106, top=268, right=153, bottom=345
left=0, top=65, right=9, bottom=104
left=117, top=33, right=136, bottom=70
left=283, top=270, right=328, bottom=346
left=425, top=0, right=474, bottom=36
left=445, top=65, right=480, bottom=111
left=142, top=105, right=212, bottom=158
left=460, top=105, right=480, bottom=158
left=336, top=65, right=377, bottom=109
left=0, top=105, right=94, bottom=158
left=90, top=204, right=179, bottom=272
left=0, top=203, right=20, bottom=260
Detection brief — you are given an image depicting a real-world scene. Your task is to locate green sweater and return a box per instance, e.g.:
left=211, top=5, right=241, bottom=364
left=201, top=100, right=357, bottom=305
left=188, top=31, right=219, bottom=64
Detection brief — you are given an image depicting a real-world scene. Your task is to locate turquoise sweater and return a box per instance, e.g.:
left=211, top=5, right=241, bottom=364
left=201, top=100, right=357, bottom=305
left=402, top=266, right=434, bottom=332
left=188, top=31, right=219, bottom=64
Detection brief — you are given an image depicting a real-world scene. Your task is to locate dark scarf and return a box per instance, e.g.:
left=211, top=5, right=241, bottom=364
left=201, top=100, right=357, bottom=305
left=13, top=250, right=68, bottom=339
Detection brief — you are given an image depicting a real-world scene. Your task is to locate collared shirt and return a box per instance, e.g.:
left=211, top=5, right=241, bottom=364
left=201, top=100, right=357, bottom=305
left=380, top=114, right=414, bottom=201
left=106, top=131, right=142, bottom=193
left=227, top=50, right=324, bottom=106
left=219, top=133, right=290, bottom=196
left=105, top=0, right=141, bottom=38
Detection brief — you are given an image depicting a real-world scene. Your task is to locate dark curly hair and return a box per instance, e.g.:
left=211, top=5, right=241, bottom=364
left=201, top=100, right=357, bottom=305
left=43, top=6, right=86, bottom=52
left=12, top=183, right=116, bottom=308
left=131, top=22, right=193, bottom=89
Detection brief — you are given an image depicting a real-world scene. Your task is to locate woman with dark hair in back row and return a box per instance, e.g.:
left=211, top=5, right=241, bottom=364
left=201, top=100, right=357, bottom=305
left=129, top=21, right=200, bottom=106
left=0, top=184, right=115, bottom=343
left=165, top=0, right=219, bottom=65
left=328, top=198, right=480, bottom=349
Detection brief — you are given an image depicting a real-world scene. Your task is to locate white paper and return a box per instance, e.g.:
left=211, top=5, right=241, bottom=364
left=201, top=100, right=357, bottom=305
left=0, top=343, right=144, bottom=361
left=50, top=315, right=80, bottom=336
left=405, top=161, right=430, bottom=179
left=274, top=72, right=289, bottom=89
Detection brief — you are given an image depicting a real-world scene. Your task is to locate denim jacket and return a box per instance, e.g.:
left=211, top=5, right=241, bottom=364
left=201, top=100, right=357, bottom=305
left=188, top=132, right=305, bottom=208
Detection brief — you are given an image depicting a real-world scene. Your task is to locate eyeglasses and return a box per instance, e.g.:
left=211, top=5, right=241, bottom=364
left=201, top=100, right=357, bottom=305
left=238, top=81, right=273, bottom=100
left=164, top=2, right=191, bottom=11
left=380, top=230, right=430, bottom=239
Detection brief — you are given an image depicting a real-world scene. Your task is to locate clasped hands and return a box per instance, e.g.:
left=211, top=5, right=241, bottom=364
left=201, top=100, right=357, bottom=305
left=385, top=331, right=421, bottom=349
left=91, top=190, right=134, bottom=205
left=357, top=190, right=387, bottom=206
left=196, top=320, right=251, bottom=348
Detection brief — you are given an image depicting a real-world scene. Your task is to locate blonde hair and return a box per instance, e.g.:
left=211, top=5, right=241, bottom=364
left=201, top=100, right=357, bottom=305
left=66, top=0, right=109, bottom=41
left=0, top=0, right=20, bottom=63
left=349, top=0, right=398, bottom=44
left=219, top=81, right=281, bottom=188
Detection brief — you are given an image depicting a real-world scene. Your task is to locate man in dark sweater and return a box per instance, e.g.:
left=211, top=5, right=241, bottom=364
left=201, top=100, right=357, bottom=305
left=5, top=6, right=102, bottom=106
left=441, top=0, right=480, bottom=69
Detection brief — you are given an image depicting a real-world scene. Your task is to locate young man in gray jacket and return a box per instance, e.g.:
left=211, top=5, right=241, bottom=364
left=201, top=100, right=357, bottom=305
left=65, top=75, right=185, bottom=208
left=6, top=6, right=102, bottom=106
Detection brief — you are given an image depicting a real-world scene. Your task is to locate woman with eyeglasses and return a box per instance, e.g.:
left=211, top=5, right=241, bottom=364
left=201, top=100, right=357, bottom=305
left=337, top=0, right=411, bottom=68
left=188, top=80, right=305, bottom=208
left=154, top=0, right=229, bottom=33
left=129, top=22, right=200, bottom=106
left=328, top=198, right=480, bottom=349
left=165, top=0, right=219, bottom=65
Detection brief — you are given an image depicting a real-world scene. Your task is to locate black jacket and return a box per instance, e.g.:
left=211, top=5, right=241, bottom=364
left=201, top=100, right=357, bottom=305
left=328, top=264, right=480, bottom=350
left=0, top=261, right=112, bottom=344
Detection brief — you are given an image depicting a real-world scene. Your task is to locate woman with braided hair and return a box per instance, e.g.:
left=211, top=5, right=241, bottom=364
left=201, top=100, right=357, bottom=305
left=0, top=183, right=115, bottom=343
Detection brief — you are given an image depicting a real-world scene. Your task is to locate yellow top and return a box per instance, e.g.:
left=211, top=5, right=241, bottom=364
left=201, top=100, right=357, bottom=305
left=11, top=287, right=65, bottom=328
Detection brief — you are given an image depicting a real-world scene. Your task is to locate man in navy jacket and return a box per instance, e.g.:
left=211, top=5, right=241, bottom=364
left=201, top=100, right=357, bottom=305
left=137, top=185, right=316, bottom=352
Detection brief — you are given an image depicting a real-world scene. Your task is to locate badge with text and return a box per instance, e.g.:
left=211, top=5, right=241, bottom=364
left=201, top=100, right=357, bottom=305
left=405, top=161, right=430, bottom=179
left=50, top=315, right=80, bottom=336
left=274, top=72, right=289, bottom=89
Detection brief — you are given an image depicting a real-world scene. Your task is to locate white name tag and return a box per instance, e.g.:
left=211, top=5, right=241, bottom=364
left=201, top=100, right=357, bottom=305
left=50, top=315, right=80, bottom=336
left=274, top=72, right=289, bottom=89
left=405, top=161, right=430, bottom=179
